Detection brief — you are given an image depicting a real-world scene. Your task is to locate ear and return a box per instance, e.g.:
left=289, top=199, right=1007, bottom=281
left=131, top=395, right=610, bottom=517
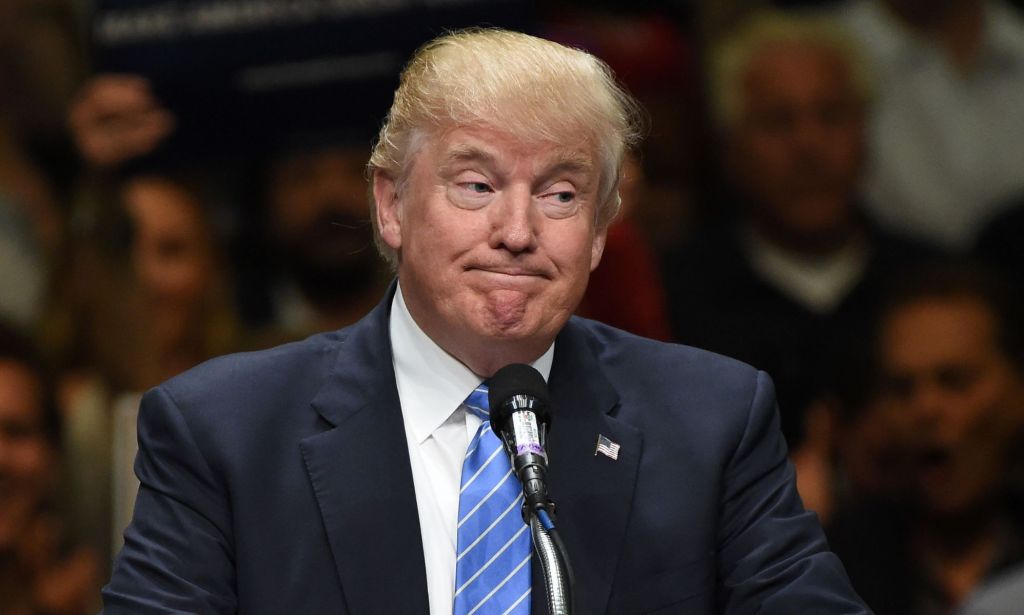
left=373, top=170, right=402, bottom=251
left=589, top=226, right=608, bottom=272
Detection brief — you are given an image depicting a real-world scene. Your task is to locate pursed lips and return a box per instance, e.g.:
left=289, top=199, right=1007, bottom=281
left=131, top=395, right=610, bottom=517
left=465, top=265, right=550, bottom=279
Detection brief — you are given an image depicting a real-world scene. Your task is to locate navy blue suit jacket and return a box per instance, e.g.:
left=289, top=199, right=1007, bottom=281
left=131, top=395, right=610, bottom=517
left=103, top=289, right=869, bottom=614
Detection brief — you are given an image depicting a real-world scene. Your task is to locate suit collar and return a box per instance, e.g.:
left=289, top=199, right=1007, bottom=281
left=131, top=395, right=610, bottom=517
left=300, top=282, right=431, bottom=614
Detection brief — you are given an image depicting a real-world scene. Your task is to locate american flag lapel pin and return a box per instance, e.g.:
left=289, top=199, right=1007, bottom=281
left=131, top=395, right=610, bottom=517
left=594, top=434, right=621, bottom=460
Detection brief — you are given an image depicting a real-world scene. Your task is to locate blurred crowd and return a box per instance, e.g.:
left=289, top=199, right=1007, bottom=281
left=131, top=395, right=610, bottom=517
left=2, top=1, right=1024, bottom=613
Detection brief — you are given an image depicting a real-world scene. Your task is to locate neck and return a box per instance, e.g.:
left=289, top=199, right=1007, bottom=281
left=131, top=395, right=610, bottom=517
left=431, top=332, right=551, bottom=379
left=401, top=299, right=552, bottom=378
left=917, top=506, right=998, bottom=557
left=748, top=215, right=864, bottom=258
left=914, top=510, right=1000, bottom=605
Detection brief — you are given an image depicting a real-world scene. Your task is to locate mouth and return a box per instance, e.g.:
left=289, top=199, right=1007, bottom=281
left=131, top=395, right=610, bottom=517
left=920, top=445, right=951, bottom=465
left=912, top=444, right=955, bottom=487
left=465, top=265, right=550, bottom=279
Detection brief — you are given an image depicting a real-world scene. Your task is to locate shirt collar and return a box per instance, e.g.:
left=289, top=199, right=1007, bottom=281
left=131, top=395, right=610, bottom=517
left=389, top=282, right=554, bottom=444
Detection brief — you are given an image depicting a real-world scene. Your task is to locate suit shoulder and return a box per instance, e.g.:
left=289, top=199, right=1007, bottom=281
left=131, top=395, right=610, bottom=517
left=571, top=316, right=760, bottom=384
left=567, top=317, right=775, bottom=456
left=155, top=330, right=347, bottom=415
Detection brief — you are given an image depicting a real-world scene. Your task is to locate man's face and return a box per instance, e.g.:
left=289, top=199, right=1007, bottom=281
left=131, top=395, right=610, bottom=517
left=0, top=360, right=52, bottom=551
left=123, top=177, right=214, bottom=352
left=729, top=42, right=865, bottom=248
left=878, top=297, right=1024, bottom=516
left=375, top=125, right=607, bottom=375
left=269, top=148, right=380, bottom=293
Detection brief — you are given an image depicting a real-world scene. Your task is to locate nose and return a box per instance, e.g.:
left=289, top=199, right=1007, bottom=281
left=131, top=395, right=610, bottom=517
left=907, top=380, right=949, bottom=433
left=792, top=114, right=829, bottom=154
left=488, top=187, right=538, bottom=254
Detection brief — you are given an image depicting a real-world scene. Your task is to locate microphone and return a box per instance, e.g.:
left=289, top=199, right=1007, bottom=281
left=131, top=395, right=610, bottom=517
left=489, top=364, right=574, bottom=615
left=487, top=363, right=553, bottom=518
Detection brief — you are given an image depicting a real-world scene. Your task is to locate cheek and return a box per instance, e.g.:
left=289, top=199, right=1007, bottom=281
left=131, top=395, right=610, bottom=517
left=9, top=440, right=53, bottom=486
left=740, top=140, right=789, bottom=186
left=552, top=232, right=599, bottom=286
left=825, top=131, right=864, bottom=171
left=142, top=253, right=210, bottom=302
left=960, top=382, right=1013, bottom=439
left=167, top=260, right=210, bottom=300
left=271, top=184, right=319, bottom=230
left=412, top=208, right=479, bottom=260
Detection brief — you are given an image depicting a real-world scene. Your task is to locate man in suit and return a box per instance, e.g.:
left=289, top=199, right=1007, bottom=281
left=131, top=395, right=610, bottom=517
left=102, top=29, right=868, bottom=614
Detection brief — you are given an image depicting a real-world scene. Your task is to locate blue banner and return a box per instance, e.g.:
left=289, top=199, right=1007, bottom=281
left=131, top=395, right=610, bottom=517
left=91, top=0, right=535, bottom=160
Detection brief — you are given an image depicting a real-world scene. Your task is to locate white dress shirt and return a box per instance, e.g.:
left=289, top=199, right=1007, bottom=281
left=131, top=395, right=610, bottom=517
left=389, top=284, right=553, bottom=614
left=742, top=227, right=870, bottom=315
left=840, top=0, right=1024, bottom=249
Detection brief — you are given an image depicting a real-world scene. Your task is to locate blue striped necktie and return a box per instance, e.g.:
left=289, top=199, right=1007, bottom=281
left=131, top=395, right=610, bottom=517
left=453, top=384, right=532, bottom=615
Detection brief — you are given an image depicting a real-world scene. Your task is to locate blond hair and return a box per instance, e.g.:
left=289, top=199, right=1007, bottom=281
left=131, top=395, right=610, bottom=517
left=710, top=10, right=872, bottom=130
left=368, top=28, right=644, bottom=267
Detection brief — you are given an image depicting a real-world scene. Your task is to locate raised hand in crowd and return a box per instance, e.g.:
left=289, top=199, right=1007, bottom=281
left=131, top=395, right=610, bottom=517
left=68, top=75, right=174, bottom=168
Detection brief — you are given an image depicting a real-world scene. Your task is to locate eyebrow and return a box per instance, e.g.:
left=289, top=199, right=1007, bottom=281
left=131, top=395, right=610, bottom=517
left=541, top=155, right=594, bottom=179
left=440, top=145, right=595, bottom=180
left=440, top=145, right=499, bottom=173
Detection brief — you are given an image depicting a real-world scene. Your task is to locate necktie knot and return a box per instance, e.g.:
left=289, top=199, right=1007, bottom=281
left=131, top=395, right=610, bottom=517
left=463, top=384, right=490, bottom=421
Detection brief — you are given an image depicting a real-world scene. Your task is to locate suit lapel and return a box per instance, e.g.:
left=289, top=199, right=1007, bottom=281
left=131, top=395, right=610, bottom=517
left=532, top=320, right=643, bottom=614
left=299, top=289, right=430, bottom=614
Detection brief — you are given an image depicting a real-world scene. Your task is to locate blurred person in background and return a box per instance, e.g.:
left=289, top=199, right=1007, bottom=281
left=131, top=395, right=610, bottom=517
left=663, top=10, right=936, bottom=467
left=44, top=171, right=239, bottom=575
left=235, top=143, right=391, bottom=344
left=0, top=0, right=77, bottom=334
left=70, top=75, right=391, bottom=343
left=783, top=340, right=916, bottom=524
left=0, top=322, right=99, bottom=615
left=828, top=262, right=1024, bottom=615
left=839, top=0, right=1024, bottom=249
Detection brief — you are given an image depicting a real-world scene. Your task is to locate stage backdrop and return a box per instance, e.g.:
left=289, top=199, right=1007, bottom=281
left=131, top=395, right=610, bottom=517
left=91, top=0, right=534, bottom=160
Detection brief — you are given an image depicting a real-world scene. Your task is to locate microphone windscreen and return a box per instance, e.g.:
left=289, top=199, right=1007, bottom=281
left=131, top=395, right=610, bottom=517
left=487, top=363, right=550, bottom=421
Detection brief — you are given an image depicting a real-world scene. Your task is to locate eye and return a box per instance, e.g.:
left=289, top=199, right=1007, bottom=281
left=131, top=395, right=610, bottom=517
left=936, top=366, right=979, bottom=393
left=447, top=175, right=495, bottom=210
left=537, top=182, right=579, bottom=219
left=465, top=182, right=492, bottom=194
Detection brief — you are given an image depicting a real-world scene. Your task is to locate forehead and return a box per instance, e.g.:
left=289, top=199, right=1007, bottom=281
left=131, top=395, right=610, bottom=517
left=424, top=125, right=597, bottom=176
left=881, top=298, right=1001, bottom=368
left=743, top=42, right=853, bottom=101
left=123, top=179, right=204, bottom=233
